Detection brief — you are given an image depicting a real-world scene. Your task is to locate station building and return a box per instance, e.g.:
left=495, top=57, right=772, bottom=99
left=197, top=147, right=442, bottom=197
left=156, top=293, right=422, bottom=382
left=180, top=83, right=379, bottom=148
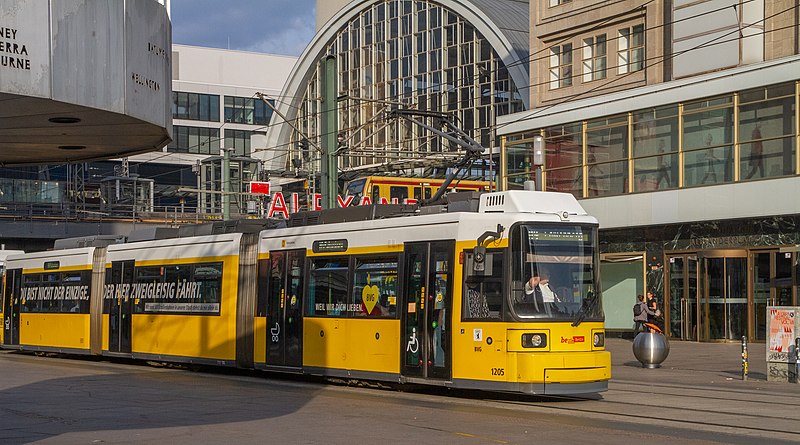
left=264, top=0, right=531, bottom=189
left=497, top=0, right=800, bottom=342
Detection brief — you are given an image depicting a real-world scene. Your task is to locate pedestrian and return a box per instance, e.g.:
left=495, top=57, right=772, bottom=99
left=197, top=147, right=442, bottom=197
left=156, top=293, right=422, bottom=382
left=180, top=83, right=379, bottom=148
left=647, top=298, right=664, bottom=333
left=633, top=294, right=656, bottom=336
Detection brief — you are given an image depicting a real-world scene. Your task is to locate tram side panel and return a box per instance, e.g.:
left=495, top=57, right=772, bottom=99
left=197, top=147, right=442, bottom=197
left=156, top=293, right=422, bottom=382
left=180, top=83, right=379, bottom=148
left=4, top=248, right=99, bottom=354
left=451, top=241, right=512, bottom=387
left=258, top=226, right=414, bottom=377
left=301, top=250, right=402, bottom=378
left=103, top=234, right=245, bottom=365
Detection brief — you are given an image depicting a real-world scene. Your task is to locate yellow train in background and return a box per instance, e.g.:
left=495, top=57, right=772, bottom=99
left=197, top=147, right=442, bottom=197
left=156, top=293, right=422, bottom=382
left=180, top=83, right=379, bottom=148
left=1, top=190, right=610, bottom=395
left=343, top=175, right=490, bottom=204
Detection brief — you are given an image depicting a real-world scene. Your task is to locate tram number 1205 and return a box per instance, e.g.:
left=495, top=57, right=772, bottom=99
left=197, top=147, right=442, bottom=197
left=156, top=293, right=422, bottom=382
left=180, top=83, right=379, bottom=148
left=491, top=368, right=505, bottom=376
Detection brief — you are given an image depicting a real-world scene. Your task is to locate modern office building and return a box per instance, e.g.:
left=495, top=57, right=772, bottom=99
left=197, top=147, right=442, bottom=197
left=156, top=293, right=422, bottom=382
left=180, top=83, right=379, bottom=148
left=264, top=0, right=531, bottom=200
left=497, top=0, right=800, bottom=341
left=147, top=44, right=296, bottom=216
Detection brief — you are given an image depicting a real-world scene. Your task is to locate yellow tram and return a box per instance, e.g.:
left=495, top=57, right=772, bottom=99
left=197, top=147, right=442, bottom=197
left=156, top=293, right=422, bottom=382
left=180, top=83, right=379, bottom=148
left=2, top=190, right=610, bottom=395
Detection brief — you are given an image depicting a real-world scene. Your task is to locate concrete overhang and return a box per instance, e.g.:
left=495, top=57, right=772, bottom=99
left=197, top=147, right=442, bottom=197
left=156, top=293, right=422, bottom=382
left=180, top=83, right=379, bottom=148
left=0, top=0, right=172, bottom=166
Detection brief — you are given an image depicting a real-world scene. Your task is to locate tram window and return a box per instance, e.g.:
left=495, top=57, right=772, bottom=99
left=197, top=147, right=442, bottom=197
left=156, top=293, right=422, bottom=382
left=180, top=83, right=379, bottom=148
left=131, top=262, right=223, bottom=314
left=21, top=274, right=44, bottom=312
left=164, top=265, right=192, bottom=283
left=389, top=186, right=408, bottom=203
left=413, top=187, right=422, bottom=200
left=136, top=266, right=163, bottom=281
left=353, top=256, right=398, bottom=318
left=424, top=187, right=433, bottom=199
left=307, top=257, right=349, bottom=317
left=20, top=271, right=91, bottom=314
left=62, top=271, right=89, bottom=313
left=195, top=264, right=223, bottom=305
left=371, top=185, right=380, bottom=202
left=43, top=273, right=60, bottom=313
left=346, top=178, right=366, bottom=197
left=462, top=250, right=503, bottom=320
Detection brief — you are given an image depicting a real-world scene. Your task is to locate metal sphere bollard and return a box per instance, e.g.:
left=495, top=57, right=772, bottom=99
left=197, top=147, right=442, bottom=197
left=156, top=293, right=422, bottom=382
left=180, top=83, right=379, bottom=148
left=633, top=332, right=670, bottom=368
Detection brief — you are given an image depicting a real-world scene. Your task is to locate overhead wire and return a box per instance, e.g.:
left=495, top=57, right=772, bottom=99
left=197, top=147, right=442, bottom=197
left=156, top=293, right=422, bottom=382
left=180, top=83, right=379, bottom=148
left=25, top=1, right=796, bottom=193
left=255, top=0, right=774, bottom=158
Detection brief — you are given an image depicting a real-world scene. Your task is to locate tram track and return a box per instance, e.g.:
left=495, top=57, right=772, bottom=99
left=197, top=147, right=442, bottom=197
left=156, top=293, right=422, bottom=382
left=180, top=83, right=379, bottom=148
left=476, top=384, right=800, bottom=442
left=609, top=379, right=800, bottom=408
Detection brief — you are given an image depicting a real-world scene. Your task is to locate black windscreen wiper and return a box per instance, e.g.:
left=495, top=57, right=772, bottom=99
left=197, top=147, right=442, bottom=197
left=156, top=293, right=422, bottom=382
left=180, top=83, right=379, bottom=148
left=571, top=291, right=597, bottom=327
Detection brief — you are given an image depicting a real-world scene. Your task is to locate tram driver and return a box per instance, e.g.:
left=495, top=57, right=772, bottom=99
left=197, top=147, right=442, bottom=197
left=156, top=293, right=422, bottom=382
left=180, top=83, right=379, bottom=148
left=523, top=265, right=562, bottom=304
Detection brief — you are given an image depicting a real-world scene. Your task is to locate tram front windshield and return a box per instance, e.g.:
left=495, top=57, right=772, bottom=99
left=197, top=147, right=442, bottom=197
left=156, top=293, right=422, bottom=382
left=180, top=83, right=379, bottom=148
left=511, top=224, right=602, bottom=321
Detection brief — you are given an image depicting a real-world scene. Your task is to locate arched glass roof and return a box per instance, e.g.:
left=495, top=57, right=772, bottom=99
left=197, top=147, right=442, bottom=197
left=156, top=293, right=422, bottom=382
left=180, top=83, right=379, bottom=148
left=264, top=0, right=529, bottom=180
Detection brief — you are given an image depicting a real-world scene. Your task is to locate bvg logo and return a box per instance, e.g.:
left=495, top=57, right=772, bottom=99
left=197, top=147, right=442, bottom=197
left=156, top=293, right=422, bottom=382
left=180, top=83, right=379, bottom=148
left=561, top=336, right=585, bottom=344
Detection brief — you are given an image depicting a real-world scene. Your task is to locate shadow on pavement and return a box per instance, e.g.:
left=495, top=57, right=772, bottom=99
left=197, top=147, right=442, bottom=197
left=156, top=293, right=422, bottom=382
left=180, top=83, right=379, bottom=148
left=0, top=353, right=317, bottom=444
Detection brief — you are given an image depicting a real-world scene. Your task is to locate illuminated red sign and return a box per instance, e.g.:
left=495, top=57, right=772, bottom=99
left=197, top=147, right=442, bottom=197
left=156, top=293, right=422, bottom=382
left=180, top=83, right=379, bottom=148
left=249, top=181, right=270, bottom=195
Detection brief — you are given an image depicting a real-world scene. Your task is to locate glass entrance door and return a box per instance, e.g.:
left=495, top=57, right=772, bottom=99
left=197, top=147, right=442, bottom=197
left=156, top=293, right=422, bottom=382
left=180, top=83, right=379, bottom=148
left=753, top=250, right=798, bottom=341
left=667, top=255, right=698, bottom=340
left=753, top=252, right=770, bottom=341
left=699, top=251, right=747, bottom=341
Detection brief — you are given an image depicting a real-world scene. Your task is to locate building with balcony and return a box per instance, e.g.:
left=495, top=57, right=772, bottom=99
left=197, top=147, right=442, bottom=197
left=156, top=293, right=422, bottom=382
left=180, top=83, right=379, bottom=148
left=498, top=0, right=800, bottom=342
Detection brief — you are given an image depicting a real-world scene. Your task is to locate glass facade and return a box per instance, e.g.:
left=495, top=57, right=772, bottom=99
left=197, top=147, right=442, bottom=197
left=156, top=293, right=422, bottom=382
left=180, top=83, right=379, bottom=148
left=224, top=129, right=252, bottom=157
left=224, top=96, right=274, bottom=125
left=0, top=178, right=63, bottom=204
left=168, top=126, right=221, bottom=155
left=172, top=92, right=220, bottom=122
left=291, top=0, right=525, bottom=173
left=503, top=81, right=799, bottom=197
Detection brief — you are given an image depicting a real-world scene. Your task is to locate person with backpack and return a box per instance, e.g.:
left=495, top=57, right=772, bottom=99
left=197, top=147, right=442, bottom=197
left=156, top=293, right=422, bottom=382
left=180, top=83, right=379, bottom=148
left=633, top=294, right=656, bottom=336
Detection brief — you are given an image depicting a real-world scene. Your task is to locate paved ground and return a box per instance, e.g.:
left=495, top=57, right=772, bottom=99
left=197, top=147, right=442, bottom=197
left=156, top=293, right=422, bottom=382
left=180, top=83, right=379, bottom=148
left=3, top=338, right=800, bottom=444
left=606, top=336, right=771, bottom=385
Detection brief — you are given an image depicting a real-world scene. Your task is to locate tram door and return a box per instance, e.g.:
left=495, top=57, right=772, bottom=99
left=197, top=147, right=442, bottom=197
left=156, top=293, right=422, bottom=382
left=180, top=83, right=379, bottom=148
left=401, top=241, right=453, bottom=381
left=107, top=260, right=133, bottom=354
left=3, top=269, right=21, bottom=346
left=266, top=250, right=305, bottom=368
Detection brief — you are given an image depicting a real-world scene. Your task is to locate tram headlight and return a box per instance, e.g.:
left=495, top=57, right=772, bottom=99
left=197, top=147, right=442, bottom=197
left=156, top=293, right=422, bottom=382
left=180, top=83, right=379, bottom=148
left=593, top=332, right=605, bottom=347
left=522, top=333, right=547, bottom=348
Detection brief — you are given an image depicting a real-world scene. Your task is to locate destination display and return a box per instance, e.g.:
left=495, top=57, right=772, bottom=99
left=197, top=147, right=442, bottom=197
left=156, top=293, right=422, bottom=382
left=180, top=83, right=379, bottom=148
left=312, top=239, right=348, bottom=253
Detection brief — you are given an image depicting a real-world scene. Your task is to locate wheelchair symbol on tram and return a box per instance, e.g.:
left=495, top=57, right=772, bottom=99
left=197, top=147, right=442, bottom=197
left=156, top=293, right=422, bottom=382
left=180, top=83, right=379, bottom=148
left=271, top=322, right=280, bottom=342
left=406, top=327, right=419, bottom=353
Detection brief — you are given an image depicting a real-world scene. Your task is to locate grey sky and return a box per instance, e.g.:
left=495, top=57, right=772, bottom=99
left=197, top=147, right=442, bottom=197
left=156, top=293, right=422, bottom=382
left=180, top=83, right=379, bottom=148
left=170, top=0, right=316, bottom=57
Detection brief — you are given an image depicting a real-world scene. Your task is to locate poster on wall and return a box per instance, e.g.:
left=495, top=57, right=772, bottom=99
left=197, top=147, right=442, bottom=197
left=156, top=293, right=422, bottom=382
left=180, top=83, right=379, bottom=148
left=767, top=307, right=796, bottom=362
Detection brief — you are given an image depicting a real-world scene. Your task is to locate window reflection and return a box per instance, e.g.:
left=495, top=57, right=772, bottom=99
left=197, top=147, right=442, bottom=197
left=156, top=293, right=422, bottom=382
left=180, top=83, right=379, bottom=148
left=738, top=83, right=796, bottom=181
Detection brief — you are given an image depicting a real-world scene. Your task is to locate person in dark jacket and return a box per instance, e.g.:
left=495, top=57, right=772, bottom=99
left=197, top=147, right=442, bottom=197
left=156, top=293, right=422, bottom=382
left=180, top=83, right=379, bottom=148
left=633, top=294, right=656, bottom=335
left=647, top=298, right=664, bottom=333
